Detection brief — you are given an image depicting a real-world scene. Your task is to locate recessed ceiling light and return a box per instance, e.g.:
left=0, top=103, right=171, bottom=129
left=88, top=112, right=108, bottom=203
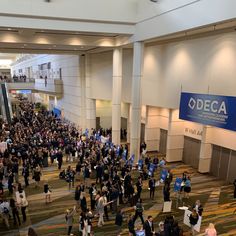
left=7, top=28, right=12, bottom=31
left=41, top=30, right=45, bottom=32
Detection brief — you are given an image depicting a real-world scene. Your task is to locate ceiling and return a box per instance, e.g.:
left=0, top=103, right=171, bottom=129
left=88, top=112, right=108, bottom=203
left=0, top=18, right=236, bottom=66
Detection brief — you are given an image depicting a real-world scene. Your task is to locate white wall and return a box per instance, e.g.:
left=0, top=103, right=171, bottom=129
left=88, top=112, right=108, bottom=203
left=96, top=100, right=129, bottom=129
left=96, top=100, right=112, bottom=129
left=11, top=54, right=83, bottom=125
left=143, top=32, right=236, bottom=108
left=90, top=49, right=133, bottom=103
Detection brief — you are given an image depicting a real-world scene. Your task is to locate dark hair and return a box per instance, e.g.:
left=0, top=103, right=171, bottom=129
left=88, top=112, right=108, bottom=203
left=28, top=227, right=38, bottom=236
left=148, top=215, right=152, bottom=220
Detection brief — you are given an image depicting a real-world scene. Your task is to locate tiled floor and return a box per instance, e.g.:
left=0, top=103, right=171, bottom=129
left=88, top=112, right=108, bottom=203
left=1, top=161, right=236, bottom=236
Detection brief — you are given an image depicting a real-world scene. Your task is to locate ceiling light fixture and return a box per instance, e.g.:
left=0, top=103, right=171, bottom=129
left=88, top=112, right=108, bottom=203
left=7, top=28, right=12, bottom=31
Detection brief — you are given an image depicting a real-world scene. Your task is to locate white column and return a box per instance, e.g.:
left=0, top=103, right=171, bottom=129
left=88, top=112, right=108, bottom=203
left=112, top=48, right=122, bottom=145
left=166, top=109, right=184, bottom=162
left=80, top=55, right=86, bottom=131
left=85, top=54, right=96, bottom=131
left=130, top=42, right=144, bottom=162
left=145, top=106, right=160, bottom=152
left=198, top=126, right=212, bottom=173
left=127, top=104, right=131, bottom=143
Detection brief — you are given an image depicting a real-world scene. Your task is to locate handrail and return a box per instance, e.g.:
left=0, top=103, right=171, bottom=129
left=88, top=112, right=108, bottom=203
left=1, top=78, right=35, bottom=83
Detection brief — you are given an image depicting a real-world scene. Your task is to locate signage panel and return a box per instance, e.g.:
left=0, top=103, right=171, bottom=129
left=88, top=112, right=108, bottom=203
left=179, top=92, right=236, bottom=131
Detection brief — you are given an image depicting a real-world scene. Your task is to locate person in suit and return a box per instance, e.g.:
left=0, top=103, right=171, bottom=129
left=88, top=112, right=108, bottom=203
left=144, top=215, right=155, bottom=236
left=136, top=176, right=143, bottom=199
left=149, top=177, right=156, bottom=199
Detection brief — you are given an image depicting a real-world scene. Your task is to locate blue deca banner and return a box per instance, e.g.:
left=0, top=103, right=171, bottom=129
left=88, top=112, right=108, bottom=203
left=179, top=92, right=236, bottom=131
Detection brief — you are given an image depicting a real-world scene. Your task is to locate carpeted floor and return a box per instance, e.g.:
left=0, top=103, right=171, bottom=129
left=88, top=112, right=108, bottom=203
left=1, top=158, right=236, bottom=236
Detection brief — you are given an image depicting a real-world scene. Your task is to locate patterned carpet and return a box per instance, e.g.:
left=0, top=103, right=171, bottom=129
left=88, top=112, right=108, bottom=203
left=1, top=160, right=236, bottom=236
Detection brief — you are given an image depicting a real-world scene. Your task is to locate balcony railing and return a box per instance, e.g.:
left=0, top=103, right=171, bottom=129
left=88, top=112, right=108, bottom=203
left=0, top=78, right=35, bottom=83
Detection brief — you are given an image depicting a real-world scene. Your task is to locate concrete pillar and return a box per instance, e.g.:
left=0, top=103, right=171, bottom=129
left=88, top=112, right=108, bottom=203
left=112, top=48, right=122, bottom=145
left=85, top=54, right=96, bottom=131
left=80, top=55, right=86, bottom=131
left=145, top=106, right=160, bottom=152
left=130, top=42, right=144, bottom=162
left=198, top=126, right=212, bottom=173
left=127, top=104, right=131, bottom=144
left=166, top=109, right=184, bottom=162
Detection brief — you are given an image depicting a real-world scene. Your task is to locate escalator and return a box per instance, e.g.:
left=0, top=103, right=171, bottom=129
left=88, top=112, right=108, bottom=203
left=0, top=83, right=12, bottom=123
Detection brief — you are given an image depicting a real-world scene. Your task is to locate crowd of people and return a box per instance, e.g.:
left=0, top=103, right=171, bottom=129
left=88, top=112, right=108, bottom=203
left=0, top=100, right=218, bottom=236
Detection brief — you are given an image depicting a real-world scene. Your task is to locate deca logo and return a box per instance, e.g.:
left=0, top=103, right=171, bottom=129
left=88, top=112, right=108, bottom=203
left=188, top=97, right=227, bottom=115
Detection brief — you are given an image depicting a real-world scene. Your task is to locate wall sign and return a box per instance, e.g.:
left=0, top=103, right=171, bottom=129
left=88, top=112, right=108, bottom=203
left=179, top=92, right=236, bottom=131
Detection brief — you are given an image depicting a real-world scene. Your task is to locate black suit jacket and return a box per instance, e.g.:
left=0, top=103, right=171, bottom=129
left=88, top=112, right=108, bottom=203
left=144, top=220, right=154, bottom=236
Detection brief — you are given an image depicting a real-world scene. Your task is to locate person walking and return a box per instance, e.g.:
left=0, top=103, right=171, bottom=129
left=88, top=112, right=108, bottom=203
left=133, top=199, right=145, bottom=225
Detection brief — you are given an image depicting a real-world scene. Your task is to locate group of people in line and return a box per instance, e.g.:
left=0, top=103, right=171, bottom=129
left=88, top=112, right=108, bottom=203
left=0, top=100, right=218, bottom=236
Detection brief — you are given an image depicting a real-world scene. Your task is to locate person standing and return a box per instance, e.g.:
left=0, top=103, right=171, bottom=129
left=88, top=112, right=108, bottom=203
left=18, top=193, right=28, bottom=222
left=115, top=209, right=123, bottom=236
left=136, top=177, right=143, bottom=200
left=0, top=199, right=10, bottom=228
left=193, top=200, right=203, bottom=216
left=80, top=192, right=87, bottom=213
left=189, top=209, right=199, bottom=236
left=89, top=183, right=97, bottom=211
left=184, top=176, right=191, bottom=199
left=143, top=215, right=155, bottom=236
left=128, top=214, right=135, bottom=236
left=205, top=223, right=217, bottom=236
left=34, top=166, right=41, bottom=188
left=44, top=181, right=52, bottom=204
left=22, top=164, right=29, bottom=187
left=149, top=177, right=156, bottom=199
left=65, top=206, right=76, bottom=236
left=97, top=194, right=105, bottom=227
left=10, top=198, right=21, bottom=226
left=163, top=182, right=170, bottom=202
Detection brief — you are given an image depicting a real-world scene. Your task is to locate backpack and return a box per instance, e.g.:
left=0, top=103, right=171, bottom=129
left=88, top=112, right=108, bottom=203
left=136, top=203, right=143, bottom=213
left=3, top=207, right=9, bottom=214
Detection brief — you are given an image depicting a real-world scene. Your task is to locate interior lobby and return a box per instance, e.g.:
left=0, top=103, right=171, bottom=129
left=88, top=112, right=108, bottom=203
left=0, top=0, right=236, bottom=235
